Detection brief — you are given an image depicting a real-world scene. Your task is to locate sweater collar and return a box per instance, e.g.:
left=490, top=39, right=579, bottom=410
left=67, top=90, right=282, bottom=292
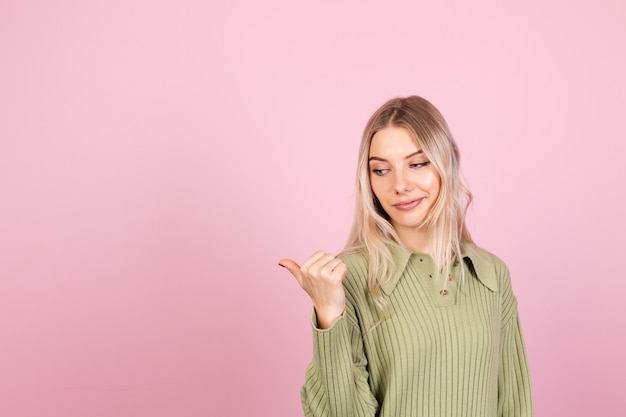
left=381, top=242, right=499, bottom=295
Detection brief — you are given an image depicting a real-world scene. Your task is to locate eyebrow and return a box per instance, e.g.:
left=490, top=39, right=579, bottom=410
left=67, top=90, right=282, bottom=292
left=368, top=150, right=423, bottom=163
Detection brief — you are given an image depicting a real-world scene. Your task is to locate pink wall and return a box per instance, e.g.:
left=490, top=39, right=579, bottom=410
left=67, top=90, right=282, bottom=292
left=1, top=1, right=625, bottom=416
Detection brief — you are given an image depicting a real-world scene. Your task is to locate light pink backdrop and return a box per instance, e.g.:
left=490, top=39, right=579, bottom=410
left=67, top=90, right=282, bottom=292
left=1, top=1, right=625, bottom=416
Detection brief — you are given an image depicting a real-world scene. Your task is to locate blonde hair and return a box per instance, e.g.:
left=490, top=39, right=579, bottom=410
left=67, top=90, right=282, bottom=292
left=343, top=96, right=473, bottom=312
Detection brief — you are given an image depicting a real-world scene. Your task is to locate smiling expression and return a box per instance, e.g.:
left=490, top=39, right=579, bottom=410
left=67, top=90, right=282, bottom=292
left=369, top=126, right=441, bottom=247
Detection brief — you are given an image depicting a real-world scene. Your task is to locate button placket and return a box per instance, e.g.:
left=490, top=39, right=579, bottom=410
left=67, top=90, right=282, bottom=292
left=432, top=259, right=461, bottom=306
left=410, top=254, right=458, bottom=306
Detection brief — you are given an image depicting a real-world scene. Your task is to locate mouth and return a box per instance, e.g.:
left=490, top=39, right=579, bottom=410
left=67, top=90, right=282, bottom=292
left=393, top=198, right=423, bottom=211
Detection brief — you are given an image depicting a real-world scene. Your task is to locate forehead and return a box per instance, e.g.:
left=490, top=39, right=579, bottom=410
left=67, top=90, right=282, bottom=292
left=369, top=126, right=420, bottom=156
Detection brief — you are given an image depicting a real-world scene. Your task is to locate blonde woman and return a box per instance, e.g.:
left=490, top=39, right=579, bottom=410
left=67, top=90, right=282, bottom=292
left=279, top=96, right=533, bottom=417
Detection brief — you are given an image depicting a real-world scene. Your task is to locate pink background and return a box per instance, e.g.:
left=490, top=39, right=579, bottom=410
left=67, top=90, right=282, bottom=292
left=1, top=1, right=625, bottom=416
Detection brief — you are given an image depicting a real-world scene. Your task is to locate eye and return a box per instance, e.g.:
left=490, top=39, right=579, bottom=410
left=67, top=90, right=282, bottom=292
left=371, top=168, right=389, bottom=176
left=409, top=161, right=430, bottom=169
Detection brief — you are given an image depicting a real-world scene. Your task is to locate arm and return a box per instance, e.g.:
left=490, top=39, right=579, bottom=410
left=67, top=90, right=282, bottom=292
left=279, top=251, right=378, bottom=416
left=497, top=263, right=533, bottom=417
left=301, top=301, right=378, bottom=417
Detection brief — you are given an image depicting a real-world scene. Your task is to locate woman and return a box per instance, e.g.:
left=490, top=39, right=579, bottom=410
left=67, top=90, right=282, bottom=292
left=279, top=96, right=533, bottom=417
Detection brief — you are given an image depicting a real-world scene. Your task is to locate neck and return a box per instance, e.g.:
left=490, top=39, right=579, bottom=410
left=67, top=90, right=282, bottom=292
left=395, top=226, right=429, bottom=254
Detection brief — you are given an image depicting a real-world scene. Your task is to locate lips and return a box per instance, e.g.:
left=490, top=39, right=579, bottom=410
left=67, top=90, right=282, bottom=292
left=393, top=198, right=424, bottom=211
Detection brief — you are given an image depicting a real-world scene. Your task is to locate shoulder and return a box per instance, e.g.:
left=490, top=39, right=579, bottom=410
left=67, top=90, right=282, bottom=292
left=463, top=243, right=511, bottom=293
left=338, top=248, right=370, bottom=296
left=464, top=244, right=508, bottom=270
left=338, top=248, right=368, bottom=269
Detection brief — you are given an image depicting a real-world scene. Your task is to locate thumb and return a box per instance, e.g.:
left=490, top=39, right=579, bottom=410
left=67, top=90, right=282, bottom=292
left=278, top=258, right=303, bottom=285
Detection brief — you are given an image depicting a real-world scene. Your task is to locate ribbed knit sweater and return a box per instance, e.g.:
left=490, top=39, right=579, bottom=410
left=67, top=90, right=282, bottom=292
left=301, top=243, right=533, bottom=417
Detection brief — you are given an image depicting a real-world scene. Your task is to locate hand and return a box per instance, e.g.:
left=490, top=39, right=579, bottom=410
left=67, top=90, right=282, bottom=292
left=279, top=251, right=347, bottom=329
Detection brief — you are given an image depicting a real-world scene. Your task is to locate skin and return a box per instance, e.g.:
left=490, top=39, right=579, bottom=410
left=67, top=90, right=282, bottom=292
left=368, top=126, right=441, bottom=253
left=279, top=126, right=441, bottom=329
left=278, top=251, right=347, bottom=329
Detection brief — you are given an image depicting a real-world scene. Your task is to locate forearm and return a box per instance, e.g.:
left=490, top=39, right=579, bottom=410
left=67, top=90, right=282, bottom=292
left=302, top=314, right=378, bottom=417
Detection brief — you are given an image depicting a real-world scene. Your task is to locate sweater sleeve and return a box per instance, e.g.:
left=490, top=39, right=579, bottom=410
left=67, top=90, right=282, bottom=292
left=300, top=301, right=379, bottom=417
left=497, top=263, right=533, bottom=417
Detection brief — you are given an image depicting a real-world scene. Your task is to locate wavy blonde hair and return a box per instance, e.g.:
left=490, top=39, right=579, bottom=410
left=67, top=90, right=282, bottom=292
left=343, top=96, right=473, bottom=312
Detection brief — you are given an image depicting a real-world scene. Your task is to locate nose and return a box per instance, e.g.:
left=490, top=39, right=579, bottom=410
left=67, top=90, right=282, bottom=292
left=393, top=168, right=412, bottom=194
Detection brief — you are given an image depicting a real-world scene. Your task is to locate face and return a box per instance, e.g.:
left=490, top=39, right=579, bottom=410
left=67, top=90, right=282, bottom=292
left=368, top=126, right=441, bottom=247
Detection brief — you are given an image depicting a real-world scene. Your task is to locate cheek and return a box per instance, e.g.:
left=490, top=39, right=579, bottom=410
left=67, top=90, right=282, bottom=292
left=370, top=180, right=391, bottom=210
left=369, top=176, right=384, bottom=198
left=425, top=171, right=441, bottom=195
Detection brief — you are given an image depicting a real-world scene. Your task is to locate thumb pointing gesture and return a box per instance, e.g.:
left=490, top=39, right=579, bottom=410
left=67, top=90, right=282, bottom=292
left=278, top=251, right=347, bottom=329
left=278, top=258, right=304, bottom=286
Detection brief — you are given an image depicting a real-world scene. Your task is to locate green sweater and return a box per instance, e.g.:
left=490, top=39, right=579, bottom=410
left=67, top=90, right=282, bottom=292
left=301, top=243, right=533, bottom=417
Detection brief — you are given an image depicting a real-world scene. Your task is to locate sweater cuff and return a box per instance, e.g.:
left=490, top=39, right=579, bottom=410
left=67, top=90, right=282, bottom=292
left=310, top=308, right=345, bottom=332
left=310, top=308, right=352, bottom=378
